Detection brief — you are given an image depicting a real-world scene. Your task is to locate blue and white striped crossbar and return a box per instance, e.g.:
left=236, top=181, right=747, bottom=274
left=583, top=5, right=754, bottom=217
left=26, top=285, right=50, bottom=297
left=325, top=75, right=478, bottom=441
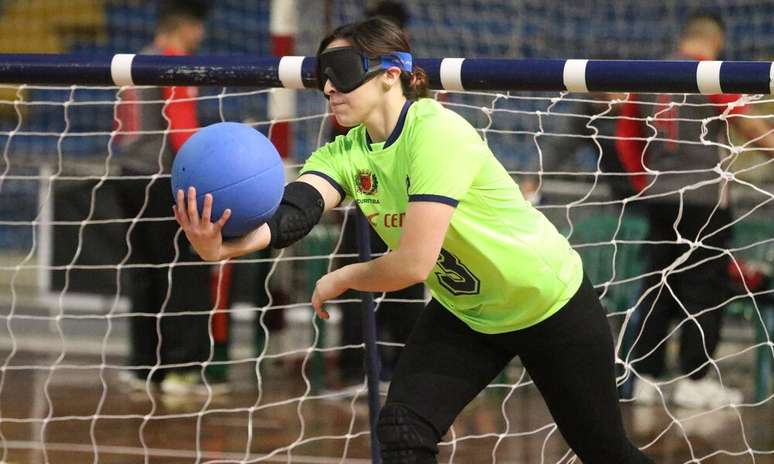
left=0, top=54, right=771, bottom=94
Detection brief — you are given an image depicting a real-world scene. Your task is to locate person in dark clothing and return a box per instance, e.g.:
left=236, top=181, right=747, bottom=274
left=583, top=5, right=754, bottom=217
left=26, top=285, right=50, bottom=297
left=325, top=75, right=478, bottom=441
left=617, top=11, right=774, bottom=408
left=115, top=0, right=227, bottom=395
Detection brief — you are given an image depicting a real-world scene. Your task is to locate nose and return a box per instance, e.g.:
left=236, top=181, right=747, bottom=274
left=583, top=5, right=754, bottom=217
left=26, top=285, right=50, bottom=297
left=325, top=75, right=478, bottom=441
left=323, top=79, right=337, bottom=97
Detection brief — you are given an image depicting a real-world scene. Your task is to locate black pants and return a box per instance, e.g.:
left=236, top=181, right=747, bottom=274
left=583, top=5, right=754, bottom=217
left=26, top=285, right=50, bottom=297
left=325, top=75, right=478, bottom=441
left=633, top=202, right=732, bottom=379
left=116, top=172, right=212, bottom=382
left=384, top=276, right=653, bottom=463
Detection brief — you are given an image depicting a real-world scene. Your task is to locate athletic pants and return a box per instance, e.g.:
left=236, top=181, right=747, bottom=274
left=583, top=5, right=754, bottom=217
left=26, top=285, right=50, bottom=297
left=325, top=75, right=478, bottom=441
left=116, top=172, right=212, bottom=382
left=633, top=202, right=732, bottom=379
left=382, top=276, right=654, bottom=463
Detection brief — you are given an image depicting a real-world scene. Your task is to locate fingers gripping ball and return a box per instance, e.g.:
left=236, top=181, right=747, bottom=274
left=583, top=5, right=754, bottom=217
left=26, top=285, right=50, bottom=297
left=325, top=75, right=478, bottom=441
left=171, top=122, right=285, bottom=237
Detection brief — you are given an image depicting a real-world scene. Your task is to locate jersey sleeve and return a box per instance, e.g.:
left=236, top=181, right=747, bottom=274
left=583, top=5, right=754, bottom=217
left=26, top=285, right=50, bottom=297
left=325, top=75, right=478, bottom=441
left=614, top=97, right=647, bottom=192
left=407, top=117, right=486, bottom=207
left=160, top=47, right=198, bottom=154
left=299, top=139, right=350, bottom=201
left=162, top=85, right=198, bottom=154
left=708, top=93, right=748, bottom=116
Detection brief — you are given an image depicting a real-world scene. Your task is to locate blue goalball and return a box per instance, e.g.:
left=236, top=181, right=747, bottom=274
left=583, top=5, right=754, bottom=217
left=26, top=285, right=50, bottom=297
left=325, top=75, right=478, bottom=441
left=171, top=122, right=285, bottom=237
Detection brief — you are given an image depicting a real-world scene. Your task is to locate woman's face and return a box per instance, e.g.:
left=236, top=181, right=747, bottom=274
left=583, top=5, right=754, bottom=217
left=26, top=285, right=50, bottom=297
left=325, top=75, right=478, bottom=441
left=321, top=39, right=384, bottom=128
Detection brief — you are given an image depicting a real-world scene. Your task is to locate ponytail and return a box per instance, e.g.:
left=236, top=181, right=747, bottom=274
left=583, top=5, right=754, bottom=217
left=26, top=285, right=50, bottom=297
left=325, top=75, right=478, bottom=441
left=402, top=66, right=430, bottom=100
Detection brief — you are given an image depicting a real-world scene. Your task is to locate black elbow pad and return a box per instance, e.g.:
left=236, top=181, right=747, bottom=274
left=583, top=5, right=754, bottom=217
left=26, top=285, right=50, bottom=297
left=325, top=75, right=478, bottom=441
left=267, top=181, right=324, bottom=249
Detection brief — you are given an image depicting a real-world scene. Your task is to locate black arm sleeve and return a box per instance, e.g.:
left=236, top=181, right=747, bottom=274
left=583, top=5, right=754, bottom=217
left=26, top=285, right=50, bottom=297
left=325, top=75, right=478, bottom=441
left=266, top=181, right=325, bottom=249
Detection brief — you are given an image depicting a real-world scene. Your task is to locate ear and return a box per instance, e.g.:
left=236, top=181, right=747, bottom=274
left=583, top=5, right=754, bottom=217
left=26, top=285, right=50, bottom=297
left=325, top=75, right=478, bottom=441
left=381, top=67, right=403, bottom=89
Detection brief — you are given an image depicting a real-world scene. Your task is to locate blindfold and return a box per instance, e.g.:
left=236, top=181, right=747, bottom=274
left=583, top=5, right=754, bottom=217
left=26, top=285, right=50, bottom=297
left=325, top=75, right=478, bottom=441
left=317, top=46, right=413, bottom=93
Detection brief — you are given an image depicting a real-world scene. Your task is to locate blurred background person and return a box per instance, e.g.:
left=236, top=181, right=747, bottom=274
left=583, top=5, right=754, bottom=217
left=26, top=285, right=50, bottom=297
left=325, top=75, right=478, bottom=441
left=618, top=10, right=774, bottom=409
left=115, top=0, right=228, bottom=396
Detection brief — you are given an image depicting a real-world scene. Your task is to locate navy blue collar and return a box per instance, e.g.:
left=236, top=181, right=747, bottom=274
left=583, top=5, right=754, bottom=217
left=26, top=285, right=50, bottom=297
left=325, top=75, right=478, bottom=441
left=365, top=100, right=413, bottom=150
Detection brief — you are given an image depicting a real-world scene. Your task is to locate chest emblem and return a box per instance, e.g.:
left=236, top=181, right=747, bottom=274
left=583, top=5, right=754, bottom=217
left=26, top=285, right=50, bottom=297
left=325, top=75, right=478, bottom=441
left=356, top=169, right=378, bottom=195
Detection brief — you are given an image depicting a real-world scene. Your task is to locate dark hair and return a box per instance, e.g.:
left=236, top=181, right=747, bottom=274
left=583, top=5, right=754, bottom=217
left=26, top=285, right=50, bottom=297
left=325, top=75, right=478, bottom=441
left=365, top=1, right=410, bottom=29
left=157, top=0, right=210, bottom=31
left=317, top=17, right=429, bottom=100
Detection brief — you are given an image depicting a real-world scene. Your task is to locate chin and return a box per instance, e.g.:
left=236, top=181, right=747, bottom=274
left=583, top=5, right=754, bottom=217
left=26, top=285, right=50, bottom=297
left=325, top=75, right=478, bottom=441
left=334, top=114, right=359, bottom=128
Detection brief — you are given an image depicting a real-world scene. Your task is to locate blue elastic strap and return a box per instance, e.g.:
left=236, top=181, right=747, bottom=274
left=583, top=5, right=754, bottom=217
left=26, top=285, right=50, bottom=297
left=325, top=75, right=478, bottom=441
left=364, top=51, right=413, bottom=73
left=381, top=51, right=413, bottom=72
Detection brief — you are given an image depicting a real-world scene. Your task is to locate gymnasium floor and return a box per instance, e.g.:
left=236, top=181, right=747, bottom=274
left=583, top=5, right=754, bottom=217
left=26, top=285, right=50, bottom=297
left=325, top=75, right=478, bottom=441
left=0, top=351, right=772, bottom=464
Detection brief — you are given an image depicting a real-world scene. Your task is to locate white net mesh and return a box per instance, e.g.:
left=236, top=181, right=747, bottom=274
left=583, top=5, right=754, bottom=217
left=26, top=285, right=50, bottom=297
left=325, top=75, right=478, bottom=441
left=0, top=1, right=773, bottom=463
left=2, top=88, right=772, bottom=464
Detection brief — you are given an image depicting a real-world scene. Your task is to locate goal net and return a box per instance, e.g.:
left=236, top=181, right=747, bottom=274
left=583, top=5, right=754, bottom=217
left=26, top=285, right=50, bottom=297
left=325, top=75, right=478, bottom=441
left=0, top=1, right=772, bottom=463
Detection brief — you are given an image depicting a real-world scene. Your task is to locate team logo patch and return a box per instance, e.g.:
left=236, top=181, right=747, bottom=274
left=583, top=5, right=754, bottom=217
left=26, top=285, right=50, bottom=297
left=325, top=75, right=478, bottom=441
left=356, top=169, right=378, bottom=195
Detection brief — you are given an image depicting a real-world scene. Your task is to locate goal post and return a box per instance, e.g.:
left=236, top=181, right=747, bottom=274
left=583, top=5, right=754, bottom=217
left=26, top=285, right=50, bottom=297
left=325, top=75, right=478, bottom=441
left=0, top=54, right=771, bottom=94
left=0, top=54, right=772, bottom=462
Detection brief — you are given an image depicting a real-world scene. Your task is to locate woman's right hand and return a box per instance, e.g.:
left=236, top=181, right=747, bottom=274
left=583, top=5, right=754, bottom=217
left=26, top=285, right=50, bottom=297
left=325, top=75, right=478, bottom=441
left=173, top=186, right=232, bottom=261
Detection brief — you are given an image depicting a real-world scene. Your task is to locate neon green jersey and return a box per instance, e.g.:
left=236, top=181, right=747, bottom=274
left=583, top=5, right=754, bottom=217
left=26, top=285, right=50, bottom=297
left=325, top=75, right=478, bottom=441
left=301, top=99, right=583, bottom=334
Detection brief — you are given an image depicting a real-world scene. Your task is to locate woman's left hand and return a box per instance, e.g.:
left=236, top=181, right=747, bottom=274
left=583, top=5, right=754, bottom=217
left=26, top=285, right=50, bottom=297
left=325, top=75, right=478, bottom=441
left=311, top=269, right=349, bottom=320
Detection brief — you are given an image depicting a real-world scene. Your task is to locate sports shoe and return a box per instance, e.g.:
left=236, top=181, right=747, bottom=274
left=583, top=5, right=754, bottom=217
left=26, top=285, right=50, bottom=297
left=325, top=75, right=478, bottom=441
left=672, top=377, right=743, bottom=409
left=632, top=375, right=663, bottom=405
left=160, top=371, right=231, bottom=396
left=118, top=371, right=160, bottom=392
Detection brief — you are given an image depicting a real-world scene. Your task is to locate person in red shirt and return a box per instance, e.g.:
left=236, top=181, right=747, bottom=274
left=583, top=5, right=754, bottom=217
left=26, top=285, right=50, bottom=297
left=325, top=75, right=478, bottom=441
left=617, top=11, right=774, bottom=409
left=115, top=0, right=225, bottom=395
